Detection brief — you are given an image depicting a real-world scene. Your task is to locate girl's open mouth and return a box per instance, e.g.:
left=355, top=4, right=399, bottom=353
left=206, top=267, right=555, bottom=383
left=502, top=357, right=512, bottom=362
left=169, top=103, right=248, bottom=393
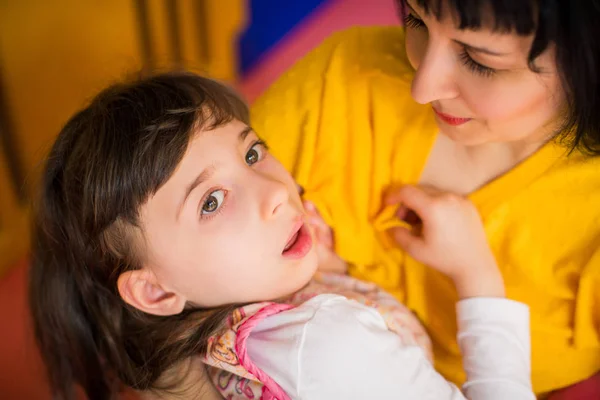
left=282, top=222, right=312, bottom=259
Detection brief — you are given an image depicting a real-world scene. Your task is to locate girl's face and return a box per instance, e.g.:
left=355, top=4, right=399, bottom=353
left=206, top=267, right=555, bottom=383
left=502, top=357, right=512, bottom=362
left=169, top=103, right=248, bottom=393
left=138, top=119, right=318, bottom=307
left=404, top=0, right=565, bottom=148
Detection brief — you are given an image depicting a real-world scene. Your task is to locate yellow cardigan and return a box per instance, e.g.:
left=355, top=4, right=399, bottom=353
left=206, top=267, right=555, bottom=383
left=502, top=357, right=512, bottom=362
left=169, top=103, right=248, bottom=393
left=251, top=26, right=600, bottom=395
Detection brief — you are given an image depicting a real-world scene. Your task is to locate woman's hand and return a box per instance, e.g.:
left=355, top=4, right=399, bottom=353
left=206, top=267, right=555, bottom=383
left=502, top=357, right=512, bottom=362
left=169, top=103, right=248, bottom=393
left=303, top=200, right=347, bottom=274
left=385, top=185, right=504, bottom=299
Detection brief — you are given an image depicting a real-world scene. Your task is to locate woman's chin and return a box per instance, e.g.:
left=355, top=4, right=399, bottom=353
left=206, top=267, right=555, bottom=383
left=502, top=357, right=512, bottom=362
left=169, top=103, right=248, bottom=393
left=439, top=124, right=490, bottom=147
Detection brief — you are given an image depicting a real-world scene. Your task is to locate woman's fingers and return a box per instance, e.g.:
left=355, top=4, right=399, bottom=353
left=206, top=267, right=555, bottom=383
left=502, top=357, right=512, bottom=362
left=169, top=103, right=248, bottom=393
left=303, top=199, right=315, bottom=212
left=390, top=226, right=427, bottom=262
left=303, top=200, right=334, bottom=249
left=302, top=200, right=347, bottom=273
left=385, top=185, right=437, bottom=224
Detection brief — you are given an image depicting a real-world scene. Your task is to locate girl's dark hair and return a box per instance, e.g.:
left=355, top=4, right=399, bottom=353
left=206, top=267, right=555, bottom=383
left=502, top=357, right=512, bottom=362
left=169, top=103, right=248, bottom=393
left=29, top=72, right=249, bottom=399
left=398, top=0, right=600, bottom=155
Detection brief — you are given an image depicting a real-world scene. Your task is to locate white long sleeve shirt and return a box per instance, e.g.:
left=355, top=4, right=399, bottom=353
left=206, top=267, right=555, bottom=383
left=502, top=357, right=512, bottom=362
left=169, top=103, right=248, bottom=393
left=246, top=294, right=534, bottom=400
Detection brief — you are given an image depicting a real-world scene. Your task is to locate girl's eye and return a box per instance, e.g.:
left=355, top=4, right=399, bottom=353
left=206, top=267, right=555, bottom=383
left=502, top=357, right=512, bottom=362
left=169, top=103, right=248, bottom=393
left=458, top=50, right=497, bottom=78
left=201, top=190, right=225, bottom=214
left=245, top=141, right=268, bottom=166
left=404, top=13, right=425, bottom=29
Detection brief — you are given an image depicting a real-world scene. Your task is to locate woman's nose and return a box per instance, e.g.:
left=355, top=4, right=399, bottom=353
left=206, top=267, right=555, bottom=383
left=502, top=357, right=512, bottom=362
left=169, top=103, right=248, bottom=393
left=410, top=41, right=459, bottom=104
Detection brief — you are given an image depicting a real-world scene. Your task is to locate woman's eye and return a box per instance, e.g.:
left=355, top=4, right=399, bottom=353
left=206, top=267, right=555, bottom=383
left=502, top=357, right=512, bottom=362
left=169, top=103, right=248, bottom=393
left=245, top=141, right=268, bottom=165
left=201, top=190, right=225, bottom=214
left=404, top=13, right=425, bottom=29
left=458, top=50, right=497, bottom=78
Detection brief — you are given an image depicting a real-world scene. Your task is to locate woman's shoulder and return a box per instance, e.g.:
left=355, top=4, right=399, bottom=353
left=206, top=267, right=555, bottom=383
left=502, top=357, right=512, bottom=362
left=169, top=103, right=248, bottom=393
left=323, top=26, right=415, bottom=80
left=252, top=26, right=416, bottom=112
left=251, top=26, right=433, bottom=189
left=539, top=146, right=600, bottom=201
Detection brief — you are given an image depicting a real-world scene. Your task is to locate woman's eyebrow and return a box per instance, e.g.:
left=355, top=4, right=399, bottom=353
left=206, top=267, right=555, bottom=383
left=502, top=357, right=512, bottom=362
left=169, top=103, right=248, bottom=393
left=405, top=0, right=418, bottom=13
left=455, top=40, right=510, bottom=56
left=405, top=0, right=510, bottom=57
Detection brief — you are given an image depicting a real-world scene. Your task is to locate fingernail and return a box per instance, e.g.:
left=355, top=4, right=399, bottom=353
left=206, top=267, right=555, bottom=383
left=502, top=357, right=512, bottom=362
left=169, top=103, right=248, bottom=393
left=308, top=217, right=322, bottom=226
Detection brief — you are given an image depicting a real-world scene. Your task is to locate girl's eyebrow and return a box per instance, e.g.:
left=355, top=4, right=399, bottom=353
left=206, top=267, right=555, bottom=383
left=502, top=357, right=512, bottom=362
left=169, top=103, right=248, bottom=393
left=178, top=164, right=216, bottom=219
left=239, top=126, right=253, bottom=142
left=177, top=126, right=253, bottom=219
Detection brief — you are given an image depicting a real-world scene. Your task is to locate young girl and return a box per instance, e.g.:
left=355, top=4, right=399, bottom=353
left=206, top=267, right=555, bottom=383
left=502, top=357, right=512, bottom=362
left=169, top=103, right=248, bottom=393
left=30, top=72, right=534, bottom=400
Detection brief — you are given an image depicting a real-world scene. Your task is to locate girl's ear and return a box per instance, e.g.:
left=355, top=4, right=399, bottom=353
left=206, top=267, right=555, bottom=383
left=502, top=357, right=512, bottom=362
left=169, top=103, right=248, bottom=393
left=117, top=269, right=186, bottom=316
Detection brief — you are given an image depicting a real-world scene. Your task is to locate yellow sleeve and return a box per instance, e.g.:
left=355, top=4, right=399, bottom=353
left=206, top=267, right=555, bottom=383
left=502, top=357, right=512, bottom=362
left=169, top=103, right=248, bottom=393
left=574, top=247, right=600, bottom=348
left=250, top=28, right=372, bottom=261
left=250, top=27, right=432, bottom=295
left=250, top=30, right=345, bottom=190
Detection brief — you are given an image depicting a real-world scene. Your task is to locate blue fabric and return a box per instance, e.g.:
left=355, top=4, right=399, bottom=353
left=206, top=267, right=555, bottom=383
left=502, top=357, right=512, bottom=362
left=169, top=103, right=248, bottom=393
left=238, top=0, right=329, bottom=74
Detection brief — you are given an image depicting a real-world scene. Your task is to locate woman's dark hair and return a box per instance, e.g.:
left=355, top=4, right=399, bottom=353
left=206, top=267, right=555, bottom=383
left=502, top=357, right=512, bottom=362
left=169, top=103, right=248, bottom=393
left=29, top=72, right=249, bottom=399
left=398, top=0, right=600, bottom=155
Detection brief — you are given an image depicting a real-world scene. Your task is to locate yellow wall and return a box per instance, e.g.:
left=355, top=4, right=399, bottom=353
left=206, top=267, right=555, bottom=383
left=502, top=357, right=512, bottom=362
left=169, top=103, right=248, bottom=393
left=0, top=0, right=246, bottom=274
left=0, top=142, right=29, bottom=276
left=1, top=0, right=143, bottom=194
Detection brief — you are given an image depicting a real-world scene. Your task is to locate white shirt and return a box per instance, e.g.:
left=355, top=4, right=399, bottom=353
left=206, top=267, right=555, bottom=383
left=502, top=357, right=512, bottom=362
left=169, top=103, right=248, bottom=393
left=246, top=294, right=534, bottom=400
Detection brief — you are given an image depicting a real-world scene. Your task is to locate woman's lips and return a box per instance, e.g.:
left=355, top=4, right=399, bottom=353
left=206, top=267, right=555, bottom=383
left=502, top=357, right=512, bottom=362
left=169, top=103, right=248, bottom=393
left=282, top=222, right=312, bottom=259
left=433, top=107, right=472, bottom=126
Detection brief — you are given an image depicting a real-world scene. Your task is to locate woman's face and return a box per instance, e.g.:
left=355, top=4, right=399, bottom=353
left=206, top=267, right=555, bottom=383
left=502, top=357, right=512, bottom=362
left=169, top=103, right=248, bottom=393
left=404, top=0, right=565, bottom=147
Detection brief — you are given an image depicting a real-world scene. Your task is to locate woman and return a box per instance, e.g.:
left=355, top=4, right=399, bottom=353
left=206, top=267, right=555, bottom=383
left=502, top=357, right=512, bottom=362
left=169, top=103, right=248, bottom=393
left=250, top=0, right=600, bottom=396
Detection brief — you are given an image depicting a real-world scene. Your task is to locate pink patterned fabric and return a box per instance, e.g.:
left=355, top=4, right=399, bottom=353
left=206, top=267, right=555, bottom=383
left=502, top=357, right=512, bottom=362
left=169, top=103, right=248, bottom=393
left=202, top=272, right=432, bottom=399
left=236, top=304, right=294, bottom=400
left=202, top=302, right=292, bottom=399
